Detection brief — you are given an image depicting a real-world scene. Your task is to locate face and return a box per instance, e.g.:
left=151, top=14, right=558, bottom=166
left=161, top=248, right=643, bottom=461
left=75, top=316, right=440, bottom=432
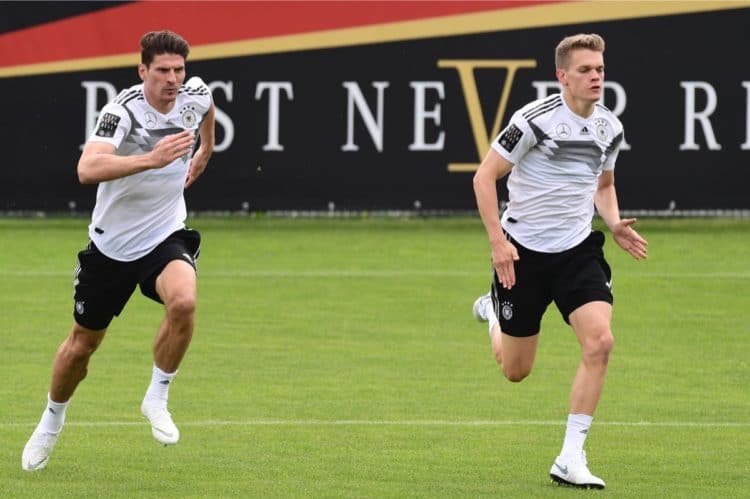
left=138, top=53, right=186, bottom=111
left=556, top=48, right=604, bottom=104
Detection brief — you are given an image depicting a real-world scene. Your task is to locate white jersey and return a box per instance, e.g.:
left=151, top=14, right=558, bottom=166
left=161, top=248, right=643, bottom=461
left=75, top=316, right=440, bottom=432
left=86, top=76, right=212, bottom=261
left=492, top=93, right=624, bottom=253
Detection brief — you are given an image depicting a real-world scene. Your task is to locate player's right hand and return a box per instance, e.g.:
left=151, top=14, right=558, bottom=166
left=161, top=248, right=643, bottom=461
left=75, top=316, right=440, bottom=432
left=150, top=130, right=195, bottom=167
left=491, top=238, right=520, bottom=289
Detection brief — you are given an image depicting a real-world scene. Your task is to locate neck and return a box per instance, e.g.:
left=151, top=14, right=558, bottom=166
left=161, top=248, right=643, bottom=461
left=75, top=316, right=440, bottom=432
left=562, top=91, right=596, bottom=118
left=144, top=92, right=175, bottom=114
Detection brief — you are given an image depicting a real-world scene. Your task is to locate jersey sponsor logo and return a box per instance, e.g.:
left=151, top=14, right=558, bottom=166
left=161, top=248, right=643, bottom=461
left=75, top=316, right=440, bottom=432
left=145, top=112, right=157, bottom=128
left=95, top=112, right=121, bottom=138
left=555, top=123, right=571, bottom=139
left=497, top=124, right=523, bottom=153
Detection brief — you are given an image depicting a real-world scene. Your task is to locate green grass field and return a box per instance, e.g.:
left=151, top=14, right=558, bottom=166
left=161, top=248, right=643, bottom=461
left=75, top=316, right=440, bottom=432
left=1, top=216, right=748, bottom=498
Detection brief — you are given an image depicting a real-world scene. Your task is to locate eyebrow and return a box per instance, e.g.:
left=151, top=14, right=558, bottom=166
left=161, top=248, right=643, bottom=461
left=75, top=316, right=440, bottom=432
left=154, top=65, right=185, bottom=71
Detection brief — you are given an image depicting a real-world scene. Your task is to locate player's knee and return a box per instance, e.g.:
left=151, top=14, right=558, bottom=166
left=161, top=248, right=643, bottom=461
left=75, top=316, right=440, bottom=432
left=62, top=334, right=100, bottom=362
left=502, top=363, right=531, bottom=383
left=503, top=370, right=530, bottom=383
left=166, top=293, right=196, bottom=319
left=582, top=328, right=614, bottom=364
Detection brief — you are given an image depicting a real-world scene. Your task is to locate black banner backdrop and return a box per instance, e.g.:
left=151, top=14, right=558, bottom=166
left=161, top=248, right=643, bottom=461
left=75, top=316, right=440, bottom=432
left=2, top=6, right=749, bottom=212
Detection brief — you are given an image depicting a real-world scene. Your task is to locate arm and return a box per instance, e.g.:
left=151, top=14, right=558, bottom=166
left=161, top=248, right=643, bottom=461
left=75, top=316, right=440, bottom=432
left=595, top=170, right=648, bottom=259
left=473, top=148, right=520, bottom=288
left=77, top=130, right=195, bottom=184
left=185, top=103, right=216, bottom=189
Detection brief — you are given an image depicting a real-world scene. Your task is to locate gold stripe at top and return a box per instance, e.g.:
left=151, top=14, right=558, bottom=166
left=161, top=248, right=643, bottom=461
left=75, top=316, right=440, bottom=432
left=1, top=0, right=747, bottom=78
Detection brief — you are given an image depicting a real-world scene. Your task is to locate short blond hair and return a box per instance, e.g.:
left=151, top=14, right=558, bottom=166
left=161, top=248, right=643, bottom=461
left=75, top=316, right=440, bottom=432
left=555, top=33, right=605, bottom=69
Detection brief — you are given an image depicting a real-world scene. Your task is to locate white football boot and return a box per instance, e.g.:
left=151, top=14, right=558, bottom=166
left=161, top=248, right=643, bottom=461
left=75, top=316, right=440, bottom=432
left=22, top=428, right=60, bottom=471
left=550, top=451, right=606, bottom=489
left=472, top=292, right=492, bottom=322
left=141, top=402, right=180, bottom=445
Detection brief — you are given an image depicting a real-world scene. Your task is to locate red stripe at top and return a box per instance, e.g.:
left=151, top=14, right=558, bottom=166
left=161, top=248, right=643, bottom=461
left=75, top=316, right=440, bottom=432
left=0, top=1, right=563, bottom=69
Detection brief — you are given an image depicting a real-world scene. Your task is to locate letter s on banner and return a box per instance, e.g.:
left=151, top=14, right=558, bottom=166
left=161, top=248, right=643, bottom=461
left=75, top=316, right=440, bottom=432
left=209, top=81, right=235, bottom=153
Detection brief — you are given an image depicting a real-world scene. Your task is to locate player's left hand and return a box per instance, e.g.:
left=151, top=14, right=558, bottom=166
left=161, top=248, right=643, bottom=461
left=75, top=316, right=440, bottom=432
left=612, top=218, right=648, bottom=259
left=185, top=147, right=211, bottom=188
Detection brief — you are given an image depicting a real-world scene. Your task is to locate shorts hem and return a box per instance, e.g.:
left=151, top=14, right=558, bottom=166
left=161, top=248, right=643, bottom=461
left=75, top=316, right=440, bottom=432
left=559, top=290, right=614, bottom=324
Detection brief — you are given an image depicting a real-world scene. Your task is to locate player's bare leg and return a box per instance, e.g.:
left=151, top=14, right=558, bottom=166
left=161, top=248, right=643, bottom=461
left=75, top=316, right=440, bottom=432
left=568, top=301, right=613, bottom=415
left=550, top=301, right=613, bottom=489
left=495, top=333, right=538, bottom=382
left=153, top=259, right=196, bottom=371
left=22, top=325, right=105, bottom=470
left=473, top=292, right=538, bottom=382
left=141, top=259, right=197, bottom=445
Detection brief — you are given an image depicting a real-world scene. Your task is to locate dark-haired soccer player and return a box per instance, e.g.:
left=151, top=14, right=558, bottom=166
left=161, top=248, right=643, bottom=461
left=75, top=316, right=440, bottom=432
left=23, top=30, right=215, bottom=471
left=471, top=33, right=647, bottom=489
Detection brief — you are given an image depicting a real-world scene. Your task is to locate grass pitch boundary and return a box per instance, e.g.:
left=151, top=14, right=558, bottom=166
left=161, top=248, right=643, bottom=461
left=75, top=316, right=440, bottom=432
left=3, top=419, right=748, bottom=428
left=2, top=270, right=750, bottom=279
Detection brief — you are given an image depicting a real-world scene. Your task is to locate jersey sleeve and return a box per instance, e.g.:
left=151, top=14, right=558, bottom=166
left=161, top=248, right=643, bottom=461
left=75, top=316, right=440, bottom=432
left=491, top=110, right=535, bottom=165
left=88, top=102, right=132, bottom=148
left=184, top=76, right=213, bottom=111
left=602, top=128, right=625, bottom=171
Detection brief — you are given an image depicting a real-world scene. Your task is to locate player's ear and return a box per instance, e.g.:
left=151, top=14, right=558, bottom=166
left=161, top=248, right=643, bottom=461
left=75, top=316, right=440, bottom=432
left=137, top=63, right=147, bottom=81
left=555, top=68, right=567, bottom=86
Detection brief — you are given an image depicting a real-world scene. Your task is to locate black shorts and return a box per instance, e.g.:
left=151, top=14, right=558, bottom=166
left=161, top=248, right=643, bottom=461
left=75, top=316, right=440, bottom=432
left=72, top=228, right=201, bottom=330
left=490, top=230, right=613, bottom=337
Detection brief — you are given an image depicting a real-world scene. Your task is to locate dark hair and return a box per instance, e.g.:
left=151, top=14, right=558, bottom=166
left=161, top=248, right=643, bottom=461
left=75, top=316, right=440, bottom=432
left=140, top=30, right=190, bottom=66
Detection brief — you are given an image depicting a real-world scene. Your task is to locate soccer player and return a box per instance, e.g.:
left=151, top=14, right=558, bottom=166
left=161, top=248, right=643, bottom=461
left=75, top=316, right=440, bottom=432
left=471, top=33, right=647, bottom=489
left=22, top=30, right=215, bottom=471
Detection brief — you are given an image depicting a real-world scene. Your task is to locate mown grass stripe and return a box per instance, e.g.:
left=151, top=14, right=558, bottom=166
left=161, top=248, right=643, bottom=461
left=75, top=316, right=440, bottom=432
left=3, top=419, right=748, bottom=428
